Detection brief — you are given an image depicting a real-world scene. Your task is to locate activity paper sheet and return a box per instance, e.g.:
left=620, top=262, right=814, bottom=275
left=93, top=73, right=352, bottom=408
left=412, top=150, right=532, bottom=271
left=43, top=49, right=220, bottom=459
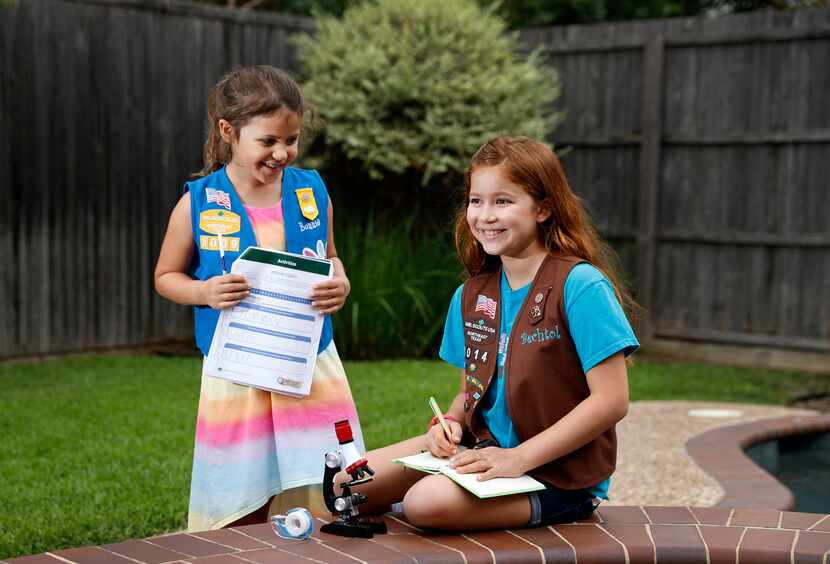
left=203, top=247, right=332, bottom=397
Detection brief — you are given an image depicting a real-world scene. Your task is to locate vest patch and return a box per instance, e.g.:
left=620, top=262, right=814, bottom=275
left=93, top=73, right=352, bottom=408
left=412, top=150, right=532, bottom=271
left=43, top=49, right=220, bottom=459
left=464, top=320, right=495, bottom=334
left=199, top=209, right=241, bottom=235
left=199, top=235, right=241, bottom=252
left=464, top=318, right=496, bottom=344
left=474, top=294, right=497, bottom=319
left=465, top=347, right=490, bottom=365
left=520, top=324, right=561, bottom=345
left=466, top=374, right=484, bottom=391
left=298, top=218, right=321, bottom=232
left=498, top=333, right=508, bottom=356
left=466, top=329, right=492, bottom=344
left=205, top=187, right=231, bottom=210
left=295, top=187, right=319, bottom=221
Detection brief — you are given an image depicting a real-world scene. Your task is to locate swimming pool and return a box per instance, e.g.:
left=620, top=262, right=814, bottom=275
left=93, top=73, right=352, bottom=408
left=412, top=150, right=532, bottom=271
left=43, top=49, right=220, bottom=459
left=746, top=432, right=830, bottom=513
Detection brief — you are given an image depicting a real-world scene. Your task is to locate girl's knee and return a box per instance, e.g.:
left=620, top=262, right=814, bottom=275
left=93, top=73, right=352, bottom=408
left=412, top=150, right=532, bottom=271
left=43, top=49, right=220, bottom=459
left=402, top=478, right=465, bottom=528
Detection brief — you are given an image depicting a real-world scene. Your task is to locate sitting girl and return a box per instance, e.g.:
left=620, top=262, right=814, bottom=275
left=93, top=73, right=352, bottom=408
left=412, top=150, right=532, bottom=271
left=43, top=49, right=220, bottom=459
left=351, top=136, right=639, bottom=530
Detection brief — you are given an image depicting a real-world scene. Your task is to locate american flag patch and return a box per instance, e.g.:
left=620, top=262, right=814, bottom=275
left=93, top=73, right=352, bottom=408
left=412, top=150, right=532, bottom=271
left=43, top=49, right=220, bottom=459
left=206, top=188, right=231, bottom=210
left=475, top=294, right=497, bottom=319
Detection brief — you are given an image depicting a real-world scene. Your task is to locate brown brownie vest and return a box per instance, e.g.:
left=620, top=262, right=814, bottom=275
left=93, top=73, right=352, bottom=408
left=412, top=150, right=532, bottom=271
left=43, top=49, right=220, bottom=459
left=461, top=253, right=616, bottom=490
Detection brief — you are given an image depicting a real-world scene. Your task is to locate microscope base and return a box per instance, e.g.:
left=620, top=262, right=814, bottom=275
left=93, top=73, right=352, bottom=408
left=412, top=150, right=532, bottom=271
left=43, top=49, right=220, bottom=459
left=320, top=519, right=387, bottom=539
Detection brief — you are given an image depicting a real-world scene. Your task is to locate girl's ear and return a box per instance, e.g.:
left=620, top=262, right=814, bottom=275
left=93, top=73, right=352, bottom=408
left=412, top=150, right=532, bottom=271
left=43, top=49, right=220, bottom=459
left=218, top=119, right=236, bottom=144
left=536, top=202, right=552, bottom=224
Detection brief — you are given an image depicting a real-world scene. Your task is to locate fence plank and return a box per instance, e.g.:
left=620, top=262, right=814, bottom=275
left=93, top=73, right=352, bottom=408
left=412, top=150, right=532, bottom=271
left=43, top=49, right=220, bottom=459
left=0, top=3, right=15, bottom=354
left=636, top=35, right=663, bottom=339
left=29, top=0, right=53, bottom=354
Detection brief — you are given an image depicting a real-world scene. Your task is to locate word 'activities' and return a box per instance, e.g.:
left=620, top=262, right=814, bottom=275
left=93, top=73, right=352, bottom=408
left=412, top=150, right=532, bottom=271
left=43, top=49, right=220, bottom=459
left=204, top=247, right=332, bottom=397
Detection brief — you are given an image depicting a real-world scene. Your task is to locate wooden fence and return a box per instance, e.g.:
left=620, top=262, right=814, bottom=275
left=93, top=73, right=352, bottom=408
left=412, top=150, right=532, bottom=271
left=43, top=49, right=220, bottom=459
left=523, top=9, right=830, bottom=359
left=1, top=0, right=828, bottom=364
left=0, top=0, right=312, bottom=357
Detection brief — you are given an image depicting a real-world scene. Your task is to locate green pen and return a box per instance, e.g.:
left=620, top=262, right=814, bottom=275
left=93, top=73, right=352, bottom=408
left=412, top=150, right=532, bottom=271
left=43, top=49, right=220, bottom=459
left=428, top=396, right=452, bottom=441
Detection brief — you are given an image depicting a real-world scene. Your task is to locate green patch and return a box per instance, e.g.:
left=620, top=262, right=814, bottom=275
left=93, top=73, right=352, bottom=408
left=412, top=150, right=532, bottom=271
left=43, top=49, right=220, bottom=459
left=0, top=356, right=199, bottom=558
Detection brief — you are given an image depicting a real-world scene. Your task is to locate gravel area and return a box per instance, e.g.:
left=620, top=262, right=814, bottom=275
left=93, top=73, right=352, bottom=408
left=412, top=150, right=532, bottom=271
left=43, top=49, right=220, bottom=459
left=607, top=400, right=819, bottom=507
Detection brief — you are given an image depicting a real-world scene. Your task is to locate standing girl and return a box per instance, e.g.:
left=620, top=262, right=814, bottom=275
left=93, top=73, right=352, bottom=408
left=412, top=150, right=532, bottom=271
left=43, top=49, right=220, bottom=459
left=154, top=65, right=363, bottom=531
left=354, top=136, right=639, bottom=530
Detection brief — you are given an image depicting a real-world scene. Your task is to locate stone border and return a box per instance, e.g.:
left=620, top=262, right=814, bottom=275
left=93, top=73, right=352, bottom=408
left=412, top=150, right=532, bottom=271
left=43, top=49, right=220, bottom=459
left=686, top=414, right=830, bottom=510
left=7, top=507, right=830, bottom=563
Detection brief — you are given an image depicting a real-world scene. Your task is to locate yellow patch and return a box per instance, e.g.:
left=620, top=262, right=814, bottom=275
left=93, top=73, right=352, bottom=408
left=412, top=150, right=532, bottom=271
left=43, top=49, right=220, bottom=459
left=199, top=235, right=240, bottom=252
left=199, top=210, right=241, bottom=235
left=295, top=188, right=319, bottom=221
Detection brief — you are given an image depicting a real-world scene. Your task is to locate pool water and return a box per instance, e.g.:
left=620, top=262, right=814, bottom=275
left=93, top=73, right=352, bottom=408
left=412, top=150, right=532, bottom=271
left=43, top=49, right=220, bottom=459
left=746, top=432, right=830, bottom=514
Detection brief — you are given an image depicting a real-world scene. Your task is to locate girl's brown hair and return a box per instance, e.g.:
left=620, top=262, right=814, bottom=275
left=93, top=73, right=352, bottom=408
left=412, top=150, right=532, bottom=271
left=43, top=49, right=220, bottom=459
left=454, top=136, right=638, bottom=322
left=196, top=65, right=305, bottom=177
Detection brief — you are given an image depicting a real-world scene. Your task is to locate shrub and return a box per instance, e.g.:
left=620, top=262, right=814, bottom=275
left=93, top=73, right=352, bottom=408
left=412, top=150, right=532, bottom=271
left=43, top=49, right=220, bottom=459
left=295, top=0, right=562, bottom=184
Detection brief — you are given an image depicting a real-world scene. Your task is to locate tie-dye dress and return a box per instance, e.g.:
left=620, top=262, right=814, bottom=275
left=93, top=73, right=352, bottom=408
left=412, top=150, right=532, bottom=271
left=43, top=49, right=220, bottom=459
left=187, top=202, right=364, bottom=531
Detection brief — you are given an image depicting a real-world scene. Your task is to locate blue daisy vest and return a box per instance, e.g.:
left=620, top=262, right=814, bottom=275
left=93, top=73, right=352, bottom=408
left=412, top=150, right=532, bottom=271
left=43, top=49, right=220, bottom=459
left=186, top=166, right=333, bottom=357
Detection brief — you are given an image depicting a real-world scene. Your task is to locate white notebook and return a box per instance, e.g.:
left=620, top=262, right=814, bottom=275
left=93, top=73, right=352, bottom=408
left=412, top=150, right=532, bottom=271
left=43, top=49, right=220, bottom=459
left=393, top=450, right=545, bottom=499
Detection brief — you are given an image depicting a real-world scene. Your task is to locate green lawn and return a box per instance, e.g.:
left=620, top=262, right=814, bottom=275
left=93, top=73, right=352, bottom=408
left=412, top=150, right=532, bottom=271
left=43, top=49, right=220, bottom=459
left=0, top=355, right=825, bottom=558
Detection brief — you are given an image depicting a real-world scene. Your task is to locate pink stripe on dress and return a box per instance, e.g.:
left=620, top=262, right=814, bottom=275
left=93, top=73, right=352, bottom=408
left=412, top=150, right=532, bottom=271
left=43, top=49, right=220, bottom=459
left=196, top=410, right=275, bottom=447
left=196, top=399, right=359, bottom=446
left=272, top=400, right=360, bottom=432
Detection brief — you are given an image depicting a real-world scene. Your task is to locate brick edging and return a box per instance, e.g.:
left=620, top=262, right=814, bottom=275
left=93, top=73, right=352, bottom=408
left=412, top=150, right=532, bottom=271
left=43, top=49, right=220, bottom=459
left=686, top=413, right=830, bottom=510
left=8, top=506, right=830, bottom=563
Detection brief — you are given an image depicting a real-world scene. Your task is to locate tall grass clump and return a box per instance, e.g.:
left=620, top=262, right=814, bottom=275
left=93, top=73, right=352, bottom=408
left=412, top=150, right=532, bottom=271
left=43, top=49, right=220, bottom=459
left=332, top=212, right=462, bottom=359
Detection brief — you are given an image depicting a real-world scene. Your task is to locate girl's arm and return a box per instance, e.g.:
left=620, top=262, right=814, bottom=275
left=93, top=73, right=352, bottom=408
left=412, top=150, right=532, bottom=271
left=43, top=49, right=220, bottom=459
left=311, top=200, right=351, bottom=314
left=154, top=193, right=250, bottom=308
left=451, top=352, right=629, bottom=480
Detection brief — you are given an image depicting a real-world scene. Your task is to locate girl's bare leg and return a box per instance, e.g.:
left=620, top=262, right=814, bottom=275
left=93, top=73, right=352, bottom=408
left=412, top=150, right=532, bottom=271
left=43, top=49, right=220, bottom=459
left=335, top=434, right=430, bottom=514
left=402, top=474, right=531, bottom=530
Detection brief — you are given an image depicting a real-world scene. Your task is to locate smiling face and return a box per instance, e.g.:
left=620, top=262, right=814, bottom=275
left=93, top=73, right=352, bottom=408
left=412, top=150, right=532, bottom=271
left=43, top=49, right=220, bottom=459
left=466, top=164, right=551, bottom=260
left=221, top=109, right=301, bottom=189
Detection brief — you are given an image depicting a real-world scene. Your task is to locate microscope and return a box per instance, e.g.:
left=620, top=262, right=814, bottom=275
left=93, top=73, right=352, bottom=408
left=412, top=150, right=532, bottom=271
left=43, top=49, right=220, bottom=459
left=320, top=419, right=388, bottom=538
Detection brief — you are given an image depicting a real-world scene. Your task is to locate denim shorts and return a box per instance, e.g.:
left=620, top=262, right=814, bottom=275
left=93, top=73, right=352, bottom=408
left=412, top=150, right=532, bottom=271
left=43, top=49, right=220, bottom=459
left=527, top=480, right=599, bottom=527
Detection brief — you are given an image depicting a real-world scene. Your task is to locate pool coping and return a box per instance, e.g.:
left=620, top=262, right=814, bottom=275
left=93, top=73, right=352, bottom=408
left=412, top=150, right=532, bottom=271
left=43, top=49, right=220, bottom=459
left=686, top=413, right=830, bottom=510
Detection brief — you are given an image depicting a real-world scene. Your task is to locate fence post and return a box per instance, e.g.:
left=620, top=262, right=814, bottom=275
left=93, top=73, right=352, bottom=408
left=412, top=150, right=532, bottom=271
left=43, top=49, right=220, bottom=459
left=637, top=33, right=664, bottom=340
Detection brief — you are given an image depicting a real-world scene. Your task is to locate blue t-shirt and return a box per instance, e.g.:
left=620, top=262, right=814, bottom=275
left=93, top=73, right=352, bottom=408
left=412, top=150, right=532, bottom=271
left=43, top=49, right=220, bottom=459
left=438, top=263, right=639, bottom=499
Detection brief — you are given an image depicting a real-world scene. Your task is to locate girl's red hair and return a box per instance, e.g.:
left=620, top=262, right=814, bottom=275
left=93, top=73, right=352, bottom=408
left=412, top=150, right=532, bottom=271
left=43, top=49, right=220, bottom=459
left=454, top=136, right=637, bottom=322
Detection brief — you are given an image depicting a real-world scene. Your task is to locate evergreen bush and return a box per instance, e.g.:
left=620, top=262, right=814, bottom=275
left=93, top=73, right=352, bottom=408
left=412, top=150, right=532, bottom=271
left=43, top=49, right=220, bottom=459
left=295, top=0, right=562, bottom=184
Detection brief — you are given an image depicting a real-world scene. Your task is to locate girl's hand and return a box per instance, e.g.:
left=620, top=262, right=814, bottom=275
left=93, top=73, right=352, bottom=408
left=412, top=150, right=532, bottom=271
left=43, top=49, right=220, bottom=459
left=310, top=273, right=350, bottom=314
left=449, top=446, right=527, bottom=481
left=425, top=419, right=463, bottom=458
left=204, top=274, right=251, bottom=309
